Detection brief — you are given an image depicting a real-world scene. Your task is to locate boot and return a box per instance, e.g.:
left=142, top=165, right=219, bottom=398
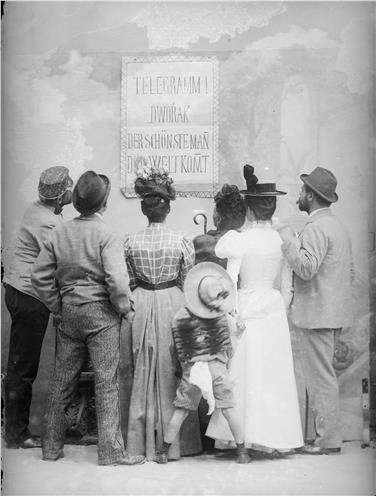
left=155, top=441, right=171, bottom=464
left=99, top=454, right=146, bottom=466
left=42, top=449, right=65, bottom=461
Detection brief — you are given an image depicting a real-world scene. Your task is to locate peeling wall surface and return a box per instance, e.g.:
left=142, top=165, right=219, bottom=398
left=2, top=1, right=375, bottom=440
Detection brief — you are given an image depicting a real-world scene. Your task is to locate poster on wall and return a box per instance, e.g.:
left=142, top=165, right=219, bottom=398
left=121, top=55, right=219, bottom=198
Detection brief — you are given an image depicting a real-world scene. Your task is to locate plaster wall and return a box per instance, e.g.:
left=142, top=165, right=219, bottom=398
left=1, top=1, right=375, bottom=440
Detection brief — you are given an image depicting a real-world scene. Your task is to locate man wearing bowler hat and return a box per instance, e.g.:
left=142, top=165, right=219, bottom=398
left=31, top=171, right=145, bottom=466
left=3, top=166, right=73, bottom=449
left=280, top=166, right=353, bottom=455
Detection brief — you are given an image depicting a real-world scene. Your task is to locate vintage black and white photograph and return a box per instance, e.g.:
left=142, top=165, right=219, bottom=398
left=1, top=1, right=375, bottom=495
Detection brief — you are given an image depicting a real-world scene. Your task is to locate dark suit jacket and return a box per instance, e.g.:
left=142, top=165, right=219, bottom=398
left=193, top=229, right=227, bottom=268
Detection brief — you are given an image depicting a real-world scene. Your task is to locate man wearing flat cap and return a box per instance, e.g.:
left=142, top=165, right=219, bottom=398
left=3, top=166, right=73, bottom=449
left=280, top=166, right=354, bottom=455
left=31, top=171, right=145, bottom=466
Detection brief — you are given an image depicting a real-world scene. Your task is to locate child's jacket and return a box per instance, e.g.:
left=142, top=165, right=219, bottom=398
left=172, top=307, right=232, bottom=363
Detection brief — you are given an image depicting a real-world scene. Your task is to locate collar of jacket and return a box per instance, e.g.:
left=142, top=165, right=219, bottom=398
left=76, top=214, right=104, bottom=222
left=37, top=200, right=58, bottom=214
left=306, top=207, right=332, bottom=223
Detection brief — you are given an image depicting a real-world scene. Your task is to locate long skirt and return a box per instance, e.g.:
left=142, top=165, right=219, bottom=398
left=206, top=292, right=303, bottom=451
left=126, top=286, right=202, bottom=460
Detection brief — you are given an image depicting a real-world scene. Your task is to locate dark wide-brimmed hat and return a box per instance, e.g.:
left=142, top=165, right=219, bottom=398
left=73, top=171, right=111, bottom=215
left=240, top=164, right=286, bottom=196
left=300, top=166, right=338, bottom=203
left=184, top=262, right=236, bottom=319
left=38, top=166, right=73, bottom=200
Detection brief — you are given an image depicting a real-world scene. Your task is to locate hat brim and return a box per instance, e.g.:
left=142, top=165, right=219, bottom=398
left=240, top=190, right=287, bottom=196
left=300, top=174, right=338, bottom=203
left=184, top=262, right=236, bottom=319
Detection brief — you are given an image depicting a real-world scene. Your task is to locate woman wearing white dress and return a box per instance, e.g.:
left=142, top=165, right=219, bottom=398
left=206, top=165, right=303, bottom=456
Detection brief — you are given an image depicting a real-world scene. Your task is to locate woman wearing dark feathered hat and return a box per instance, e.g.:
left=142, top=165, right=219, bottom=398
left=206, top=165, right=303, bottom=457
left=125, top=165, right=202, bottom=461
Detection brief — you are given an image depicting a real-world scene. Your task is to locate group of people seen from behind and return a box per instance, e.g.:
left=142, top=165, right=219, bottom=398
left=3, top=161, right=353, bottom=466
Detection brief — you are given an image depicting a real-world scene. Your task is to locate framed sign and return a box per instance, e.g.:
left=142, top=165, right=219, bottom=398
left=121, top=55, right=219, bottom=198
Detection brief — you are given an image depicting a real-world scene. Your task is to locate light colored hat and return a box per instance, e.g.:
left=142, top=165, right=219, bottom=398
left=38, top=166, right=73, bottom=200
left=300, top=166, right=338, bottom=203
left=184, top=262, right=236, bottom=319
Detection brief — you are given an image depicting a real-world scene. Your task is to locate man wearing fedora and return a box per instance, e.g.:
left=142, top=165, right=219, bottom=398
left=31, top=170, right=145, bottom=466
left=280, top=166, right=353, bottom=455
left=3, top=166, right=73, bottom=449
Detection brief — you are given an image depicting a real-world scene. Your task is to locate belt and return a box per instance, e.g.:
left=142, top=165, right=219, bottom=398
left=137, top=279, right=178, bottom=291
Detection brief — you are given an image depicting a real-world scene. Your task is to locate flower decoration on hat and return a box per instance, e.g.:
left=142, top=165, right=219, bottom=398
left=134, top=156, right=176, bottom=201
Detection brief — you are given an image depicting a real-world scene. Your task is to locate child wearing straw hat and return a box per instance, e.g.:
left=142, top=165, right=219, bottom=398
left=155, top=261, right=250, bottom=464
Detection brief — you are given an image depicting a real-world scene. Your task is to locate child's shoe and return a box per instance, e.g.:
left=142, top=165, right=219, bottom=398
left=155, top=451, right=169, bottom=464
left=236, top=443, right=251, bottom=464
left=155, top=441, right=171, bottom=464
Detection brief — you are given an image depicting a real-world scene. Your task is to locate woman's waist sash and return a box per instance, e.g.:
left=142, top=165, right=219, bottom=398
left=137, top=279, right=178, bottom=291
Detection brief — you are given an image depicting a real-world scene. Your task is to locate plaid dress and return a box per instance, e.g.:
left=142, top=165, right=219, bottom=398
left=124, top=223, right=202, bottom=460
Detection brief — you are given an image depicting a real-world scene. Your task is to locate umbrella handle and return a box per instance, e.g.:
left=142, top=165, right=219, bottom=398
left=193, top=212, right=207, bottom=234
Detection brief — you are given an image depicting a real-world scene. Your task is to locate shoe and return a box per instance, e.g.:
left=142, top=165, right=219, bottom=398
left=237, top=452, right=251, bottom=464
left=296, top=445, right=323, bottom=455
left=297, top=445, right=341, bottom=455
left=23, top=437, right=42, bottom=448
left=155, top=451, right=169, bottom=464
left=322, top=447, right=341, bottom=454
left=116, top=454, right=146, bottom=465
left=100, top=454, right=146, bottom=466
left=264, top=450, right=287, bottom=460
left=7, top=437, right=42, bottom=449
left=42, top=449, right=64, bottom=461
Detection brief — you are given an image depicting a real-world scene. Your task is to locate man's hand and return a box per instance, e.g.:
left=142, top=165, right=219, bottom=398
left=236, top=317, right=246, bottom=334
left=52, top=314, right=62, bottom=329
left=123, top=309, right=135, bottom=325
left=277, top=224, right=295, bottom=243
left=228, top=309, right=246, bottom=336
left=228, top=308, right=238, bottom=318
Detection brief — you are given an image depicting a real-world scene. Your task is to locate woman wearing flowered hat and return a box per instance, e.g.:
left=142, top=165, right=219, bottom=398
left=125, top=166, right=202, bottom=461
left=206, top=165, right=303, bottom=457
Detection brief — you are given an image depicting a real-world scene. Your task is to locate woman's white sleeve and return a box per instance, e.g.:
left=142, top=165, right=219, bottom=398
left=215, top=230, right=243, bottom=308
left=215, top=230, right=242, bottom=259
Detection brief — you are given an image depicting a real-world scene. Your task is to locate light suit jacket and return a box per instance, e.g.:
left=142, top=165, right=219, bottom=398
left=31, top=214, right=133, bottom=317
left=282, top=208, right=353, bottom=329
left=4, top=201, right=62, bottom=300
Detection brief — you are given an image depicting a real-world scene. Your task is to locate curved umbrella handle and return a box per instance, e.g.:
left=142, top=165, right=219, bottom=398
left=193, top=212, right=207, bottom=234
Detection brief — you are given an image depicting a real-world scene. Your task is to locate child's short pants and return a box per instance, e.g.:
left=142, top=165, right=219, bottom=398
left=173, top=358, right=235, bottom=410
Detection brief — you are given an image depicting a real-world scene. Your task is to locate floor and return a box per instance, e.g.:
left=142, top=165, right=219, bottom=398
left=2, top=441, right=375, bottom=496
